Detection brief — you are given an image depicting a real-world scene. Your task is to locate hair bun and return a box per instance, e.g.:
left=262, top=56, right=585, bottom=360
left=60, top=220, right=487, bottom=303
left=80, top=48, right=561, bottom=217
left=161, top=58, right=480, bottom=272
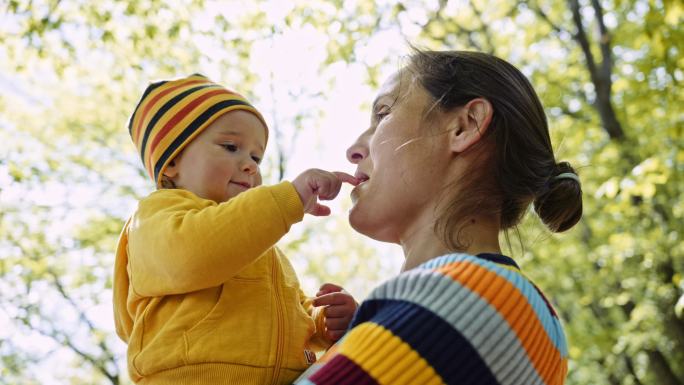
left=533, top=162, right=583, bottom=232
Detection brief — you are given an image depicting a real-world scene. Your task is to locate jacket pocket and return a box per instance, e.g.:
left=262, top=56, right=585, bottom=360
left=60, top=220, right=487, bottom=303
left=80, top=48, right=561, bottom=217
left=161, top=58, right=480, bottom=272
left=184, top=277, right=274, bottom=367
left=281, top=283, right=316, bottom=371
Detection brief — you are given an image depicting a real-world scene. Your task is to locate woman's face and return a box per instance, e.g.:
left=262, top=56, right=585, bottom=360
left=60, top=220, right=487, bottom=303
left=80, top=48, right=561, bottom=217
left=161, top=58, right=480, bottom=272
left=346, top=71, right=452, bottom=243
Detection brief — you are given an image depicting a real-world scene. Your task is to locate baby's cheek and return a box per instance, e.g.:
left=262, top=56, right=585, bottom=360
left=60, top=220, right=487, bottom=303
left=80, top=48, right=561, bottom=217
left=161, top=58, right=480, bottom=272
left=254, top=173, right=263, bottom=186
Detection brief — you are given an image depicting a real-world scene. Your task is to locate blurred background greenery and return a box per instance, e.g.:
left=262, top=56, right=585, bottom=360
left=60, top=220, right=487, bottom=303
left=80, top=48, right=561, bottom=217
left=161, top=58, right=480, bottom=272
left=0, top=0, right=682, bottom=384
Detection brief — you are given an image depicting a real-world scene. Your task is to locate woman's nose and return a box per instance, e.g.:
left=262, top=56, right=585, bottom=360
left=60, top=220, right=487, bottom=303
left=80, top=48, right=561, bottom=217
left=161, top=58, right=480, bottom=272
left=346, top=132, right=370, bottom=164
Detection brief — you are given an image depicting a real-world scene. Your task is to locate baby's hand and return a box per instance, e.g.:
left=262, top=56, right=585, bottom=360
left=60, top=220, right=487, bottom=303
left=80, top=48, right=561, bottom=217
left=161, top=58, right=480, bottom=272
left=313, top=283, right=358, bottom=342
left=292, top=169, right=358, bottom=216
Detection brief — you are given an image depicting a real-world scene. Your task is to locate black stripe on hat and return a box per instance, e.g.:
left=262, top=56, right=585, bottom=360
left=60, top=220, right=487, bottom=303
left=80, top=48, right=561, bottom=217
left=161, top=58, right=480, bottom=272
left=128, top=80, right=168, bottom=135
left=153, top=99, right=252, bottom=182
left=139, top=84, right=219, bottom=162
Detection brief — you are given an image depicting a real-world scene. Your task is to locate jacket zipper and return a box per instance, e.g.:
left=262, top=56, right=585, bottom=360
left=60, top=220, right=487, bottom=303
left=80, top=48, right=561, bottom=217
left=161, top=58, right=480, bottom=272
left=270, top=253, right=284, bottom=385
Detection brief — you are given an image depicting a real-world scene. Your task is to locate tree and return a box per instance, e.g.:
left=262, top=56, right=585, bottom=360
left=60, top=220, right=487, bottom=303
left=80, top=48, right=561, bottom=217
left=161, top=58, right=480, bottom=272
left=2, top=0, right=681, bottom=384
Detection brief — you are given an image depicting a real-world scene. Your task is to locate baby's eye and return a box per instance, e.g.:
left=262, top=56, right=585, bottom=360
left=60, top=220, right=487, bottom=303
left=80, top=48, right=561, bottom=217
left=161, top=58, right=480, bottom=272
left=251, top=155, right=262, bottom=164
left=222, top=143, right=238, bottom=152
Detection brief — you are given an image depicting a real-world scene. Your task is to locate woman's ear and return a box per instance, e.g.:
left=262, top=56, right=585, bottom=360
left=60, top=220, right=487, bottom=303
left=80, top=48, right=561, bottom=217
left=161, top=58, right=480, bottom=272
left=449, top=98, right=493, bottom=154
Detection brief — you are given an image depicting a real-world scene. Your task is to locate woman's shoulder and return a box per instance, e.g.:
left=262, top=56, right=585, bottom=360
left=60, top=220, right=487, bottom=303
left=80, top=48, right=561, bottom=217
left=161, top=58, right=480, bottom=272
left=366, top=253, right=528, bottom=303
left=357, top=252, right=568, bottom=364
left=299, top=253, right=569, bottom=385
left=367, top=253, right=559, bottom=320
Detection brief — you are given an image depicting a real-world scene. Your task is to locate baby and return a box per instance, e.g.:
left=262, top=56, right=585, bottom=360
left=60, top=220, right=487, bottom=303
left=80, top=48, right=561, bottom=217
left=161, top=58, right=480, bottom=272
left=113, top=74, right=358, bottom=384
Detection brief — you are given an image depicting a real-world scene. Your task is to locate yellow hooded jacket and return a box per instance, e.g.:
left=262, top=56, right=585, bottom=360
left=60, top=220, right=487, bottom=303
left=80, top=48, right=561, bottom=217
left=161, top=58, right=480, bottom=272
left=114, top=182, right=331, bottom=384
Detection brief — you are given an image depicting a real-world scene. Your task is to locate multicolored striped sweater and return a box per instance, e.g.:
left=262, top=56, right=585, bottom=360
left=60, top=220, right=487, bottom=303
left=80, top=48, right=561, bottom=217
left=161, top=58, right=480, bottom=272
left=294, top=253, right=568, bottom=385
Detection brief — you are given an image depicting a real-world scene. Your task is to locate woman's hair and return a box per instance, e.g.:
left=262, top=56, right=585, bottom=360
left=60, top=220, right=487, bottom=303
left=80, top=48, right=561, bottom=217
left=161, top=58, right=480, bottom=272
left=406, top=49, right=582, bottom=250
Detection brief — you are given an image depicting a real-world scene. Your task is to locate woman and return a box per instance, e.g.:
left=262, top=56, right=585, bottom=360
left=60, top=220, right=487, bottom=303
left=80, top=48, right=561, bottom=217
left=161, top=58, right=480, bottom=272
left=297, top=50, right=581, bottom=385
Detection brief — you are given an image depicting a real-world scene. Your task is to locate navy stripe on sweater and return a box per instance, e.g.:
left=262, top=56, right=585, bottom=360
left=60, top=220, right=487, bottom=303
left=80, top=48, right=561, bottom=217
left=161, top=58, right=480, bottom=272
left=355, top=299, right=501, bottom=385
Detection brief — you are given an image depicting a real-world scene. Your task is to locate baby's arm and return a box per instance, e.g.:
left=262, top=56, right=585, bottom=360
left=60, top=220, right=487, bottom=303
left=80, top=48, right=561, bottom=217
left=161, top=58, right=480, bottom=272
left=128, top=182, right=302, bottom=296
left=129, top=170, right=358, bottom=297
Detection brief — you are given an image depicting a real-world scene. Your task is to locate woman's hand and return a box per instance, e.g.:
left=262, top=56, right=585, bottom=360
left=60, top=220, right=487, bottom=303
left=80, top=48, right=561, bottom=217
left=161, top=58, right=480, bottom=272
left=313, top=283, right=358, bottom=341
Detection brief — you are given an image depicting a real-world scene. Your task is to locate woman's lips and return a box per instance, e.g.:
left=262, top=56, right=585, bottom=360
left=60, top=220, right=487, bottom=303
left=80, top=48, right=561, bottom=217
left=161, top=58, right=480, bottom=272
left=350, top=177, right=369, bottom=203
left=354, top=171, right=370, bottom=182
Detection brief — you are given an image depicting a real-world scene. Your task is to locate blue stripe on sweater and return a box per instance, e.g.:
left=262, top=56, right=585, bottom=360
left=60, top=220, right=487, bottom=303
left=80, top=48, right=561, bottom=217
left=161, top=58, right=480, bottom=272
left=365, top=268, right=545, bottom=385
left=355, top=299, right=502, bottom=385
left=418, top=253, right=567, bottom=356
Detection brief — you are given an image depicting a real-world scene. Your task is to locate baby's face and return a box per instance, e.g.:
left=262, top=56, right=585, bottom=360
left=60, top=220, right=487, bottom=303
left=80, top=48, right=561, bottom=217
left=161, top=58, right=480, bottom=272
left=164, top=110, right=267, bottom=203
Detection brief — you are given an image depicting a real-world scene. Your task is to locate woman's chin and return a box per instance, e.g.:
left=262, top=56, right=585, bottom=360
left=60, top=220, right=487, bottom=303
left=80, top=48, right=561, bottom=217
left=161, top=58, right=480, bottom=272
left=349, top=205, right=374, bottom=235
left=348, top=205, right=395, bottom=243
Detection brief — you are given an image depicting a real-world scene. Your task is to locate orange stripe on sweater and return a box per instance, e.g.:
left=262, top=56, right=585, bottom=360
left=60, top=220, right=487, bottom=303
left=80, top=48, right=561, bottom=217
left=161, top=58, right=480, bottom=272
left=435, top=261, right=563, bottom=385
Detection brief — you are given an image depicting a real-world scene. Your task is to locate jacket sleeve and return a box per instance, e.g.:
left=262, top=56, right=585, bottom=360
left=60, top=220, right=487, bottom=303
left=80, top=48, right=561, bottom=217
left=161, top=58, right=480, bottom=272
left=127, top=182, right=303, bottom=296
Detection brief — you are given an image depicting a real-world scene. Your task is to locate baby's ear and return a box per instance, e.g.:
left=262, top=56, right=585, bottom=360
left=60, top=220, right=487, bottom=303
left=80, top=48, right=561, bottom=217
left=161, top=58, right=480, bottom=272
left=448, top=98, right=493, bottom=154
left=163, top=158, right=180, bottom=178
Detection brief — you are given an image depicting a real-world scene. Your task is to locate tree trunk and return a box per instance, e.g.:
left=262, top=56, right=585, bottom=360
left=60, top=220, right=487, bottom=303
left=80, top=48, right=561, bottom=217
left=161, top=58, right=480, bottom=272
left=647, top=349, right=683, bottom=385
left=568, top=0, right=625, bottom=141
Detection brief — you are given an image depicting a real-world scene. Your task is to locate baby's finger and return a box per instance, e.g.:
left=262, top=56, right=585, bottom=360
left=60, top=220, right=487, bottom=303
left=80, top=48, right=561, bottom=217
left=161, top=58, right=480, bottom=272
left=318, top=178, right=342, bottom=201
left=333, top=171, right=360, bottom=186
left=325, top=305, right=354, bottom=318
left=313, top=292, right=349, bottom=307
left=309, top=203, right=331, bottom=216
left=325, top=318, right=350, bottom=331
left=318, top=283, right=344, bottom=295
left=326, top=329, right=345, bottom=341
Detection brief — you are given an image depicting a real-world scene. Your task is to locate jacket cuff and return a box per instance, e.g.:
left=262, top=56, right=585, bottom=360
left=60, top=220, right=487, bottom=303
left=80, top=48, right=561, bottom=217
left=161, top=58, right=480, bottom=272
left=270, top=181, right=305, bottom=225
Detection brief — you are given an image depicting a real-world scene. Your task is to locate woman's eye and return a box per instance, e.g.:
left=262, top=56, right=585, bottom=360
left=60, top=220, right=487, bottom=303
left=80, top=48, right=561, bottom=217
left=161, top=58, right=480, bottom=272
left=374, top=106, right=390, bottom=120
left=222, top=143, right=238, bottom=152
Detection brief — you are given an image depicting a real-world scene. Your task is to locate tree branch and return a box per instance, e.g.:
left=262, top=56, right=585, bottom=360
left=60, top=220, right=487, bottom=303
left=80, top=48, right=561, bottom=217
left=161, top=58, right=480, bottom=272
left=527, top=1, right=565, bottom=36
left=31, top=324, right=120, bottom=385
left=569, top=0, right=598, bottom=76
left=624, top=355, right=646, bottom=385
left=468, top=0, right=495, bottom=54
left=44, top=271, right=120, bottom=384
left=568, top=0, right=625, bottom=140
left=646, top=349, right=682, bottom=385
left=590, top=0, right=612, bottom=72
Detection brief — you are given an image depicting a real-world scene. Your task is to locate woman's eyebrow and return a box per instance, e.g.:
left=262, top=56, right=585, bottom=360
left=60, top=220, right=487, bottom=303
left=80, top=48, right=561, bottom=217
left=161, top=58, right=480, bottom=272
left=371, top=93, right=391, bottom=111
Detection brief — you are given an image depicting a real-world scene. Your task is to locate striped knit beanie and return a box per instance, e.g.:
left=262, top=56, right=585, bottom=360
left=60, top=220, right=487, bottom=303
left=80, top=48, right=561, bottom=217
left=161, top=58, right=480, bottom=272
left=128, top=74, right=267, bottom=187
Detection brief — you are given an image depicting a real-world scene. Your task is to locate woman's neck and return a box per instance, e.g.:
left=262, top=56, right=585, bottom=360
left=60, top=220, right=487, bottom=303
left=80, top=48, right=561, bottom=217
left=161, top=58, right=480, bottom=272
left=400, top=215, right=502, bottom=272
